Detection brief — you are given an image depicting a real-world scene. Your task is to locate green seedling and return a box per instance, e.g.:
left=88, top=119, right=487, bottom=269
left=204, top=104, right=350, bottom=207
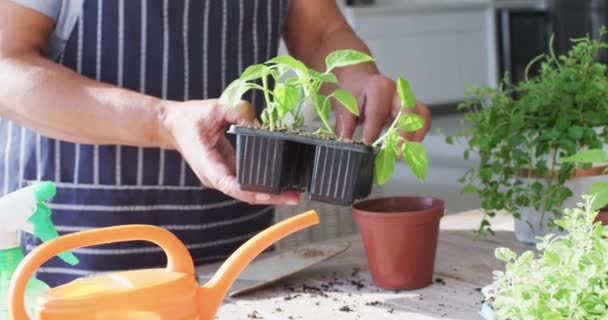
left=223, top=52, right=428, bottom=186
left=372, top=77, right=428, bottom=185
left=220, top=49, right=374, bottom=136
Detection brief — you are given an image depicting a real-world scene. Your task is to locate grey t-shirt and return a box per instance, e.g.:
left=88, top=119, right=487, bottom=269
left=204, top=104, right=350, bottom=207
left=9, top=0, right=83, bottom=59
left=10, top=0, right=61, bottom=20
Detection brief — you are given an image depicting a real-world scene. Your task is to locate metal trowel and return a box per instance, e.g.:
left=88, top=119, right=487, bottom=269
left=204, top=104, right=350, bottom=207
left=196, top=239, right=350, bottom=297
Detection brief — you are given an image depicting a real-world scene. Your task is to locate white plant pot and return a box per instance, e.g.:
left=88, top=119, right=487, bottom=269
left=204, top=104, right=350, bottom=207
left=514, top=172, right=605, bottom=244
left=514, top=207, right=563, bottom=244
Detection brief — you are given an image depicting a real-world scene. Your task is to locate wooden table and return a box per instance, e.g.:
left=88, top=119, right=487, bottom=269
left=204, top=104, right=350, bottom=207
left=208, top=210, right=532, bottom=319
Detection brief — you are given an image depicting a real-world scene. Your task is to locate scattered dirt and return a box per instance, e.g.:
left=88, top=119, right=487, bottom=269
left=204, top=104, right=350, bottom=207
left=351, top=280, right=365, bottom=290
left=283, top=294, right=301, bottom=301
left=388, top=308, right=395, bottom=314
left=278, top=270, right=375, bottom=311
left=339, top=305, right=354, bottom=312
left=274, top=308, right=283, bottom=313
left=247, top=311, right=264, bottom=319
left=282, top=283, right=330, bottom=298
left=296, top=248, right=325, bottom=258
left=435, top=278, right=446, bottom=286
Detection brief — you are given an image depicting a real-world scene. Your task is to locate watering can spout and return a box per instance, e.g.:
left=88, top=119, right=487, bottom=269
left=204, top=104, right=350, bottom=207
left=198, top=210, right=319, bottom=319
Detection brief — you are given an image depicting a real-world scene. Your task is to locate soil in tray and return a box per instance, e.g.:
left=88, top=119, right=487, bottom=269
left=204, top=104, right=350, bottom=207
left=230, top=125, right=376, bottom=206
left=245, top=125, right=371, bottom=147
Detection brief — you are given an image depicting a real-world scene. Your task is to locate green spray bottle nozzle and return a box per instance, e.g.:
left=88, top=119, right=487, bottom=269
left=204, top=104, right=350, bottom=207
left=0, top=181, right=78, bottom=266
left=28, top=203, right=79, bottom=266
left=31, top=181, right=56, bottom=203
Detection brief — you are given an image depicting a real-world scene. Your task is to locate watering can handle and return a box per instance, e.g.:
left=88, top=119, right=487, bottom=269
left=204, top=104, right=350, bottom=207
left=9, top=225, right=194, bottom=320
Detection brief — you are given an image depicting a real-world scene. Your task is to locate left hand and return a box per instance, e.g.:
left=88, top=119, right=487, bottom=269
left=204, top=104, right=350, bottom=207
left=334, top=73, right=431, bottom=144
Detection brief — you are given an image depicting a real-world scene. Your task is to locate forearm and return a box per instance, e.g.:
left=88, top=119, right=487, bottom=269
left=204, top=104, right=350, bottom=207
left=0, top=52, right=170, bottom=148
left=283, top=0, right=379, bottom=88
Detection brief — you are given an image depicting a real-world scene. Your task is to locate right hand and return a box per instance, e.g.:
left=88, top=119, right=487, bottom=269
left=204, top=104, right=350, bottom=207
left=158, top=99, right=301, bottom=205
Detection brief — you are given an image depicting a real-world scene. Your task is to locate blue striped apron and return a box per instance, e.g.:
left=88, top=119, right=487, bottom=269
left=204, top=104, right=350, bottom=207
left=0, top=0, right=290, bottom=287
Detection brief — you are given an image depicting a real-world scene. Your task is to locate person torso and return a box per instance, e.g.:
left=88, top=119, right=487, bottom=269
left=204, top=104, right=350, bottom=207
left=0, top=0, right=290, bottom=286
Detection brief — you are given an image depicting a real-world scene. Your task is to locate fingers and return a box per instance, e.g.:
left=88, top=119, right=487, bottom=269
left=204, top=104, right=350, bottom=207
left=335, top=110, right=357, bottom=140
left=221, top=100, right=256, bottom=125
left=361, top=76, right=395, bottom=143
left=192, top=148, right=301, bottom=205
left=213, top=174, right=301, bottom=205
left=415, top=101, right=432, bottom=141
left=184, top=134, right=300, bottom=205
left=400, top=101, right=432, bottom=142
left=216, top=137, right=237, bottom=174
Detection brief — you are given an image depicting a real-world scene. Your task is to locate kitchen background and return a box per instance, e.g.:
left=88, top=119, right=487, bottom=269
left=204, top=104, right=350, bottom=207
left=277, top=0, right=606, bottom=247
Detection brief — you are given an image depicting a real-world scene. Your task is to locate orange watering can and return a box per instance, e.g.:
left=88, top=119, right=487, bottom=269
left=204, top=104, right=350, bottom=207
left=9, top=210, right=319, bottom=320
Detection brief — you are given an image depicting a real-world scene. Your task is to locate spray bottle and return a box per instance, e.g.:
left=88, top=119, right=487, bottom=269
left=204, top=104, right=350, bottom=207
left=0, top=181, right=78, bottom=319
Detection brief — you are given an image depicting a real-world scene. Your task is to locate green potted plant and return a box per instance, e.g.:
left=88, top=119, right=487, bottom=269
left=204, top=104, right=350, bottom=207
left=480, top=195, right=608, bottom=319
left=448, top=30, right=608, bottom=242
left=221, top=49, right=428, bottom=205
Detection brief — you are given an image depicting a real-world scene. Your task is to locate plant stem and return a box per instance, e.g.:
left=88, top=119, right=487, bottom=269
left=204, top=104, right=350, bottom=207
left=538, top=146, right=559, bottom=230
left=305, top=81, right=335, bottom=137
left=249, top=83, right=275, bottom=96
left=317, top=106, right=335, bottom=137
left=261, top=73, right=274, bottom=130
left=373, top=110, right=403, bottom=147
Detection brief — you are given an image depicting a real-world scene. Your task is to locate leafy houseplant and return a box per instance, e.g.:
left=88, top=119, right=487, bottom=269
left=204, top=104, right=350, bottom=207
left=221, top=49, right=428, bottom=205
left=481, top=196, right=608, bottom=319
left=448, top=30, right=608, bottom=238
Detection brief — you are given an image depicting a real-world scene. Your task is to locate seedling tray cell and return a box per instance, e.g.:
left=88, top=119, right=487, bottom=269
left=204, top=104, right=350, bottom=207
left=229, top=125, right=376, bottom=206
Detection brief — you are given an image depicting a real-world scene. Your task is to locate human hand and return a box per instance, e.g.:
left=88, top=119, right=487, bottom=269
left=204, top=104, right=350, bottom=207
left=334, top=73, right=431, bottom=144
left=158, top=99, right=300, bottom=205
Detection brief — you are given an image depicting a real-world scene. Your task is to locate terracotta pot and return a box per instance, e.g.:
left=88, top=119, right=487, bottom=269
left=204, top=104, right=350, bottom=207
left=353, top=196, right=445, bottom=290
left=519, top=165, right=607, bottom=180
left=596, top=207, right=608, bottom=226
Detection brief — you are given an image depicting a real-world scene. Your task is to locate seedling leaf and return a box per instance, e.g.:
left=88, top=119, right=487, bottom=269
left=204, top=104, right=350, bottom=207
left=219, top=79, right=250, bottom=107
left=397, top=76, right=416, bottom=108
left=240, top=64, right=268, bottom=81
left=315, top=94, right=331, bottom=121
left=273, top=83, right=299, bottom=118
left=332, top=89, right=359, bottom=116
left=325, top=49, right=374, bottom=72
left=308, top=70, right=338, bottom=84
left=374, top=146, right=397, bottom=185
left=398, top=113, right=424, bottom=132
left=402, top=141, right=428, bottom=180
left=267, top=56, right=308, bottom=75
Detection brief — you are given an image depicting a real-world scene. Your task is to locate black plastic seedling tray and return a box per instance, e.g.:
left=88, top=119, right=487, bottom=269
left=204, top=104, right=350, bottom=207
left=229, top=125, right=376, bottom=206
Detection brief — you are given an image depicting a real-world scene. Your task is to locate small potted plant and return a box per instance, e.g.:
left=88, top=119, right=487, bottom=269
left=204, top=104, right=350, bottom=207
left=448, top=30, right=608, bottom=242
left=352, top=196, right=445, bottom=290
left=221, top=50, right=428, bottom=205
left=480, top=195, right=608, bottom=319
